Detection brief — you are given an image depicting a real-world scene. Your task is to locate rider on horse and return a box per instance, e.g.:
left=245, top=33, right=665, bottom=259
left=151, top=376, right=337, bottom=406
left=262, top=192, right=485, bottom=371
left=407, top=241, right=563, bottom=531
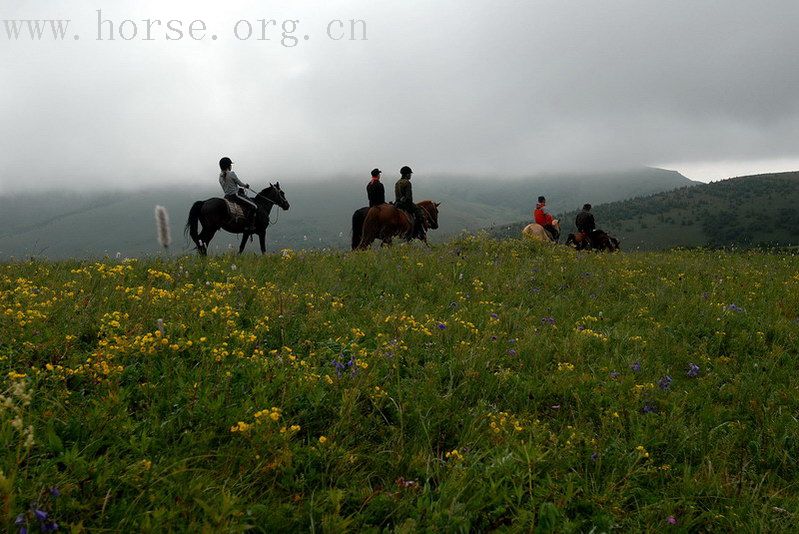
left=394, top=166, right=426, bottom=240
left=219, top=157, right=257, bottom=229
left=367, top=168, right=385, bottom=207
left=575, top=203, right=596, bottom=248
left=534, top=196, right=560, bottom=242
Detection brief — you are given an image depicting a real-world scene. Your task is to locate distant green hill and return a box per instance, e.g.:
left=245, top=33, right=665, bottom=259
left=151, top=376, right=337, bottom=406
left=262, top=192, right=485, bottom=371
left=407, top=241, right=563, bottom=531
left=491, top=171, right=799, bottom=250
left=0, top=168, right=693, bottom=259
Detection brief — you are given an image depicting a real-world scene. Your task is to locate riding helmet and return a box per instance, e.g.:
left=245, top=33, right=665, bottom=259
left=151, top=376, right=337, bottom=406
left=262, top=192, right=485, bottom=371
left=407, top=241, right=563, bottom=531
left=538, top=196, right=546, bottom=203
left=371, top=168, right=381, bottom=177
left=219, top=157, right=233, bottom=170
left=400, top=166, right=413, bottom=175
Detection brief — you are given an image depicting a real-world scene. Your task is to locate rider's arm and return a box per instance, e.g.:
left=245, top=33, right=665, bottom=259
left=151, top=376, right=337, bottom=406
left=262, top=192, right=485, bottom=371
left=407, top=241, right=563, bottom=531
left=228, top=171, right=249, bottom=189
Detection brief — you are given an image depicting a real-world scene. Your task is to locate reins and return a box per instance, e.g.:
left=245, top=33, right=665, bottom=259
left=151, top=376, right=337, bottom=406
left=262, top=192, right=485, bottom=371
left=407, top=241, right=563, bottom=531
left=247, top=187, right=282, bottom=225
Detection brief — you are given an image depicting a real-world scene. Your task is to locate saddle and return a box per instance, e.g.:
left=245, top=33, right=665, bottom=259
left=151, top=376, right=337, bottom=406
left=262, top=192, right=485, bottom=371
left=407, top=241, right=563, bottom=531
left=224, top=199, right=248, bottom=224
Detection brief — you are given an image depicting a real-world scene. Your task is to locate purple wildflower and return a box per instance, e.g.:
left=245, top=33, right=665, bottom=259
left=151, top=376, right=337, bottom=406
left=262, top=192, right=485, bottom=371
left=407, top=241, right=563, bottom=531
left=658, top=375, right=672, bottom=390
left=642, top=403, right=656, bottom=414
left=667, top=515, right=677, bottom=525
left=437, top=323, right=447, bottom=330
left=490, top=336, right=497, bottom=341
left=577, top=324, right=586, bottom=331
left=541, top=316, right=556, bottom=326
left=34, top=510, right=47, bottom=522
left=490, top=313, right=499, bottom=320
left=331, top=355, right=355, bottom=377
left=507, top=349, right=517, bottom=357
left=508, top=338, right=516, bottom=345
left=49, top=487, right=60, bottom=498
left=590, top=452, right=598, bottom=461
left=630, top=362, right=641, bottom=373
left=15, top=514, right=25, bottom=526
left=724, top=303, right=745, bottom=313
left=687, top=363, right=700, bottom=378
left=20, top=528, right=27, bottom=534
left=609, top=370, right=620, bottom=379
left=42, top=522, right=59, bottom=532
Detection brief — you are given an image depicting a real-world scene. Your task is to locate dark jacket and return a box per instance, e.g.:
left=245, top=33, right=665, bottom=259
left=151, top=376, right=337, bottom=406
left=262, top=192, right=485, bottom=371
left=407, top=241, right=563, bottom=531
left=395, top=177, right=413, bottom=207
left=575, top=209, right=596, bottom=234
left=367, top=179, right=385, bottom=207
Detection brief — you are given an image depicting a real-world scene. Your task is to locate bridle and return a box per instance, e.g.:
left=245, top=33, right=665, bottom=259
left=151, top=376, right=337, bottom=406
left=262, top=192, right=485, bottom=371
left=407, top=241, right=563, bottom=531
left=247, top=187, right=284, bottom=225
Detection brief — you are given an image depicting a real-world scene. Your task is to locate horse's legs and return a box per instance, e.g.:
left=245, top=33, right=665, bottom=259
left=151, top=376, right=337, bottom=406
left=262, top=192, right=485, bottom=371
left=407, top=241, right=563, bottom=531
left=198, top=228, right=217, bottom=256
left=358, top=226, right=377, bottom=250
left=238, top=233, right=249, bottom=254
left=258, top=231, right=266, bottom=254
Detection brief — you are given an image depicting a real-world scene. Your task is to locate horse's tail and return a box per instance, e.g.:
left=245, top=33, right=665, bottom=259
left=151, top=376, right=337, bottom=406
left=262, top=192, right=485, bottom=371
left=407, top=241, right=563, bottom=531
left=352, top=207, right=368, bottom=250
left=185, top=201, right=204, bottom=246
left=357, top=206, right=382, bottom=250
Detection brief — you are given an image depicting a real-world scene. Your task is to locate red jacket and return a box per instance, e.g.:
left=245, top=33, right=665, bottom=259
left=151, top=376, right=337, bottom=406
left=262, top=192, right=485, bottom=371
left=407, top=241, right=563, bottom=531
left=534, top=203, right=553, bottom=226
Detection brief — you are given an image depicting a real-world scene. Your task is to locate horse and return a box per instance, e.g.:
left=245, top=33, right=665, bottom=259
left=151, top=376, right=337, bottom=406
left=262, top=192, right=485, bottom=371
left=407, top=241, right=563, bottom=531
left=591, top=230, right=620, bottom=252
left=566, top=232, right=590, bottom=250
left=566, top=230, right=620, bottom=252
left=185, top=183, right=290, bottom=255
left=356, top=201, right=440, bottom=250
left=522, top=220, right=560, bottom=243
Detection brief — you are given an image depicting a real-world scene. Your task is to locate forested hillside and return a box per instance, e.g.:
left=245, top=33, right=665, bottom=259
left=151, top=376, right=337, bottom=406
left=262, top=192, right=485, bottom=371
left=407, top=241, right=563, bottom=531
left=493, top=172, right=799, bottom=250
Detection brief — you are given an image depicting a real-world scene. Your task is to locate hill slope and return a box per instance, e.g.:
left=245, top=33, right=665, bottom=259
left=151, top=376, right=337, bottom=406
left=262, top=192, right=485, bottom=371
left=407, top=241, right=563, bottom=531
left=3, top=237, right=798, bottom=530
left=493, top=171, right=799, bottom=250
left=0, top=168, right=693, bottom=259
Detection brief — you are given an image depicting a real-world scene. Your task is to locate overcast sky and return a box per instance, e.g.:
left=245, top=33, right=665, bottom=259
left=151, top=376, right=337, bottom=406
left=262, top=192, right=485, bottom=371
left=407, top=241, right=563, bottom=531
left=1, top=0, right=798, bottom=193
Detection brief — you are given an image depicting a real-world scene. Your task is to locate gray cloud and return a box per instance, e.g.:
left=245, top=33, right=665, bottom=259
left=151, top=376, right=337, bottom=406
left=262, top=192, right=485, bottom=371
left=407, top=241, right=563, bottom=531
left=2, top=0, right=799, bottom=193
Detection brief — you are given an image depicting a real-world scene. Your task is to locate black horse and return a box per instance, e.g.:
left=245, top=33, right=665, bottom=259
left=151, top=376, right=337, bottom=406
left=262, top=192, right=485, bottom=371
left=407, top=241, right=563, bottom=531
left=185, top=183, right=290, bottom=255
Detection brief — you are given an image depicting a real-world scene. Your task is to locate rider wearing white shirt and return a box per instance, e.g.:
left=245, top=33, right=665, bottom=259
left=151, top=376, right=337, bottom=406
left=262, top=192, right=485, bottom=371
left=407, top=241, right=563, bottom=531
left=219, top=157, right=257, bottom=210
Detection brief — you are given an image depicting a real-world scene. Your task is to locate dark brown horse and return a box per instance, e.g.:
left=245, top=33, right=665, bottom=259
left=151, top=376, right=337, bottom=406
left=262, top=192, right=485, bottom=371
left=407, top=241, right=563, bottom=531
left=566, top=230, right=620, bottom=252
left=356, top=201, right=440, bottom=250
left=185, top=184, right=290, bottom=255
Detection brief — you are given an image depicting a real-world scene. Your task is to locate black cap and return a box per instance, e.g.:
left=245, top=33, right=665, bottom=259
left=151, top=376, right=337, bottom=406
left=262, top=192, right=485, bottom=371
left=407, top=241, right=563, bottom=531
left=371, top=168, right=381, bottom=177
left=400, top=166, right=413, bottom=175
left=538, top=196, right=546, bottom=203
left=583, top=203, right=592, bottom=210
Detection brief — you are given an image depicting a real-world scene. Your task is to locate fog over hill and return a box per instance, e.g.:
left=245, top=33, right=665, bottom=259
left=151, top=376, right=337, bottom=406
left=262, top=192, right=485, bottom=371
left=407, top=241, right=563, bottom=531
left=0, top=168, right=693, bottom=259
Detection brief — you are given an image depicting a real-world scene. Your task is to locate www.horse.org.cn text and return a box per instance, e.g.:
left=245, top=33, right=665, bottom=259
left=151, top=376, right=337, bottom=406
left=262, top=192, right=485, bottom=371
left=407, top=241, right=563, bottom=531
left=1, top=10, right=368, bottom=47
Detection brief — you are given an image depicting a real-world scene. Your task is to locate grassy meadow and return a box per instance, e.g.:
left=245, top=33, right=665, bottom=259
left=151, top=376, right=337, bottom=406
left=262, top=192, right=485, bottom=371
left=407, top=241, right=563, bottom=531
left=2, top=236, right=798, bottom=532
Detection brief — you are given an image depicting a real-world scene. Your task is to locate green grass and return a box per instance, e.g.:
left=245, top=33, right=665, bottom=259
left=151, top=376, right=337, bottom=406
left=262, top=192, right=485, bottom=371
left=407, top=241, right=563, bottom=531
left=2, top=236, right=799, bottom=532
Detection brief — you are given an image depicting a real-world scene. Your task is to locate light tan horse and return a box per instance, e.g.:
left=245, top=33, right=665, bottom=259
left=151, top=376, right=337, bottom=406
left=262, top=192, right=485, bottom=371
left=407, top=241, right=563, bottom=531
left=522, top=220, right=560, bottom=243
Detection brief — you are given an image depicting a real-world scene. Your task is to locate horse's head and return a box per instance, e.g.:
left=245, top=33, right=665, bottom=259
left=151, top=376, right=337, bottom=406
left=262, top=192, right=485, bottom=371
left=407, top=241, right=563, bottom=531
left=257, top=182, right=290, bottom=211
left=419, top=201, right=440, bottom=230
